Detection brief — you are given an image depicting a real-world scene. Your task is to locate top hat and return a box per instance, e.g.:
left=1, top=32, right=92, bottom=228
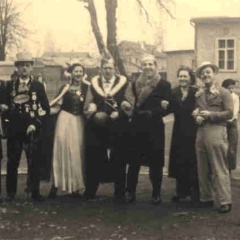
left=14, top=52, right=34, bottom=67
left=196, top=61, right=218, bottom=78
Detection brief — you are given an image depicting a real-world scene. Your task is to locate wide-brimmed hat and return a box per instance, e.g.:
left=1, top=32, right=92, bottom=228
left=14, top=52, right=34, bottom=67
left=196, top=61, right=218, bottom=78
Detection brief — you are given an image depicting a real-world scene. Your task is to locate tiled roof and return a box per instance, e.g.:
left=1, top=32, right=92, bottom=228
left=191, top=16, right=240, bottom=24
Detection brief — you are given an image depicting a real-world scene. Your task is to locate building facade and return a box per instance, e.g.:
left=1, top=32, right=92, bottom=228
left=191, top=17, right=240, bottom=86
left=165, top=50, right=195, bottom=87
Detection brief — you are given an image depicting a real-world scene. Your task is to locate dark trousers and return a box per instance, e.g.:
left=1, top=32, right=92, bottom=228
left=227, top=119, right=238, bottom=170
left=84, top=119, right=128, bottom=199
left=6, top=136, right=41, bottom=197
left=0, top=139, right=2, bottom=196
left=84, top=145, right=126, bottom=198
left=176, top=177, right=199, bottom=198
left=0, top=157, right=1, bottom=195
left=126, top=160, right=163, bottom=196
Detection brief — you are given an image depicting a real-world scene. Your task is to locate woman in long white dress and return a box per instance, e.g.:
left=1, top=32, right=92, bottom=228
left=48, top=62, right=90, bottom=197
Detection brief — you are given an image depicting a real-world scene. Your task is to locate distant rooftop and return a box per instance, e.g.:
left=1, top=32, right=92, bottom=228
left=42, top=52, right=90, bottom=58
left=118, top=40, right=166, bottom=58
left=191, top=16, right=240, bottom=24
left=164, top=49, right=194, bottom=54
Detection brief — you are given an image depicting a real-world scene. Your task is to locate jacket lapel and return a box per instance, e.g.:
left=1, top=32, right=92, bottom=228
left=136, top=73, right=160, bottom=107
left=206, top=93, right=220, bottom=106
left=197, top=91, right=209, bottom=109
left=174, top=87, right=183, bottom=104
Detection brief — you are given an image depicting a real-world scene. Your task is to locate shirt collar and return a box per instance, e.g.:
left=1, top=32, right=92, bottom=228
left=102, top=76, right=115, bottom=83
left=19, top=77, right=30, bottom=85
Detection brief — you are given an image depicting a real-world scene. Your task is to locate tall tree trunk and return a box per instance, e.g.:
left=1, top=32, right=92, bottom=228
left=105, top=0, right=127, bottom=76
left=0, top=46, right=6, bottom=61
left=85, top=0, right=109, bottom=58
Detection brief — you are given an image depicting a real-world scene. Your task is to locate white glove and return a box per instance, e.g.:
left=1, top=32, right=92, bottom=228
left=26, top=125, right=36, bottom=135
left=161, top=100, right=169, bottom=110
left=110, top=111, right=119, bottom=120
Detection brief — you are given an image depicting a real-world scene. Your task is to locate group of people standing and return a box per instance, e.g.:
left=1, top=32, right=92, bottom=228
left=169, top=62, right=238, bottom=214
left=0, top=51, right=237, bottom=215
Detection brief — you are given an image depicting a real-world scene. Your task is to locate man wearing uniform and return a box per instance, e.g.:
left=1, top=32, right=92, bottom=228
left=5, top=52, right=50, bottom=202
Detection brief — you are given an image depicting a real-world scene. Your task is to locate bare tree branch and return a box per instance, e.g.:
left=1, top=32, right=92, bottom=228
left=0, top=0, right=30, bottom=60
left=136, top=0, right=150, bottom=23
left=156, top=0, right=175, bottom=19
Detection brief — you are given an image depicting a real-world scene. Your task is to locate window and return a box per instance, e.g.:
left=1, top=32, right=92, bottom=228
left=216, top=38, right=236, bottom=71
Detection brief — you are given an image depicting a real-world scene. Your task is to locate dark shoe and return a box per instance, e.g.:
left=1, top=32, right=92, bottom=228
left=68, top=191, right=81, bottom=199
left=198, top=200, right=214, bottom=208
left=218, top=204, right=232, bottom=214
left=125, top=192, right=136, bottom=203
left=6, top=194, right=15, bottom=202
left=48, top=186, right=58, bottom=199
left=151, top=194, right=162, bottom=205
left=32, top=194, right=45, bottom=202
left=82, top=192, right=96, bottom=202
left=171, top=195, right=180, bottom=202
left=190, top=189, right=200, bottom=205
left=171, top=194, right=188, bottom=202
left=113, top=196, right=126, bottom=204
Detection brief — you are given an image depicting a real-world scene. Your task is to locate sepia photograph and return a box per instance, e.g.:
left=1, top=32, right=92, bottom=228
left=0, top=0, right=240, bottom=239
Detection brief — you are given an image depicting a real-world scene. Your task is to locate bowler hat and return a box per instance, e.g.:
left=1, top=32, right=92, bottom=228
left=14, top=52, right=34, bottom=67
left=196, top=62, right=218, bottom=78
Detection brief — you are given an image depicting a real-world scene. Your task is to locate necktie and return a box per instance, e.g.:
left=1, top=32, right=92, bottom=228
left=19, top=82, right=28, bottom=93
left=104, top=80, right=111, bottom=94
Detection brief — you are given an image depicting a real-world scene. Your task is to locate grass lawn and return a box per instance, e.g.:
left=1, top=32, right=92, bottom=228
left=0, top=175, right=240, bottom=240
left=0, top=114, right=240, bottom=239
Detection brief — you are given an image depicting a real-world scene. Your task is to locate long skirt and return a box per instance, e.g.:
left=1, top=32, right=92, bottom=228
left=53, top=110, right=85, bottom=193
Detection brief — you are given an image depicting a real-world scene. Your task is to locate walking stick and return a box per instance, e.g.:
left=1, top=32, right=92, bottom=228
left=25, top=132, right=34, bottom=200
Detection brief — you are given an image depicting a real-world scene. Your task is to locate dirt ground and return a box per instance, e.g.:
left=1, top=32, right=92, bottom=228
left=0, top=174, right=240, bottom=240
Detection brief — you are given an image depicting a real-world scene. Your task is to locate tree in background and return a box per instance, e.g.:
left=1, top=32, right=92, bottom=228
left=43, top=31, right=62, bottom=57
left=77, top=0, right=175, bottom=76
left=0, top=0, right=30, bottom=60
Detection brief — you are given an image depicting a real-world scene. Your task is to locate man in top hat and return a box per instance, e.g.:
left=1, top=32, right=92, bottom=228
left=5, top=51, right=50, bottom=202
left=83, top=57, right=130, bottom=202
left=123, top=54, right=172, bottom=205
left=193, top=62, right=233, bottom=213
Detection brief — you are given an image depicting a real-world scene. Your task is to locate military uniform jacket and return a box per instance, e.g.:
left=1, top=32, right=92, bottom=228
left=6, top=76, right=50, bottom=138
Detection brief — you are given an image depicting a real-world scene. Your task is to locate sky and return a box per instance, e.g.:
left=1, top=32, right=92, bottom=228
left=9, top=0, right=240, bottom=58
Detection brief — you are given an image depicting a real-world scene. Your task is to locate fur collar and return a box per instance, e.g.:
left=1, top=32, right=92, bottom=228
left=135, top=73, right=161, bottom=107
left=91, top=75, right=127, bottom=97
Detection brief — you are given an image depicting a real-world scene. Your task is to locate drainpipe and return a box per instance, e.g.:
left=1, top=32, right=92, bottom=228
left=190, top=20, right=197, bottom=70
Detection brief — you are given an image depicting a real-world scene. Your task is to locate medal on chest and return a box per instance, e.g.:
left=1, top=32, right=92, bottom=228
left=32, top=92, right=37, bottom=101
left=76, top=90, right=84, bottom=102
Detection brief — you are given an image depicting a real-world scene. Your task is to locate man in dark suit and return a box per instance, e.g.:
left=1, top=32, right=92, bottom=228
left=5, top=52, right=50, bottom=202
left=124, top=54, right=172, bottom=205
left=83, top=58, right=129, bottom=202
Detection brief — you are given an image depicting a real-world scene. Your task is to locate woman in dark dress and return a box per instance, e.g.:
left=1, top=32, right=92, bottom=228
left=168, top=66, right=199, bottom=203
